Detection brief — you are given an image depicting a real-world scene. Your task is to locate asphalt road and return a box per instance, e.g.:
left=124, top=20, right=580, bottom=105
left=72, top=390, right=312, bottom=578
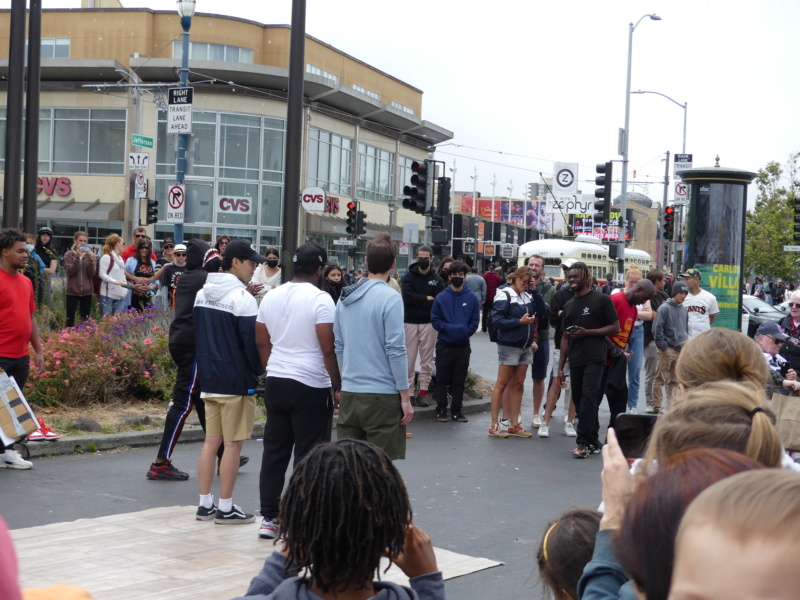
left=2, top=330, right=609, bottom=600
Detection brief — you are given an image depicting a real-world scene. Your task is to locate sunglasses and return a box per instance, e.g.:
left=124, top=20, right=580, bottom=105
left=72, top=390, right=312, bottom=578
left=767, top=336, right=784, bottom=345
left=141, top=246, right=151, bottom=250
left=134, top=234, right=146, bottom=239
left=789, top=303, right=800, bottom=308
left=174, top=253, right=186, bottom=257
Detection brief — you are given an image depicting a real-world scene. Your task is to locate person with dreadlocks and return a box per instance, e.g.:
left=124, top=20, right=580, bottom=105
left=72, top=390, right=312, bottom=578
left=234, top=439, right=445, bottom=600
left=557, top=262, right=619, bottom=459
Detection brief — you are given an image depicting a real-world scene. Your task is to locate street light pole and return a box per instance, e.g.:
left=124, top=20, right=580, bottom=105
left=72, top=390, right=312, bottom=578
left=174, top=0, right=196, bottom=244
left=619, top=13, right=660, bottom=275
left=631, top=90, right=687, bottom=153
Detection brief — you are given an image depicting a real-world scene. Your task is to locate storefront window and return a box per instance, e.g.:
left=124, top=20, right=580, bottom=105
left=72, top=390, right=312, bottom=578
left=156, top=111, right=217, bottom=178
left=308, top=127, right=352, bottom=196
left=217, top=181, right=258, bottom=226
left=261, top=185, right=282, bottom=227
left=220, top=113, right=260, bottom=180
left=357, top=142, right=393, bottom=204
left=217, top=227, right=257, bottom=246
left=259, top=231, right=281, bottom=255
left=263, top=118, right=284, bottom=182
left=51, top=108, right=126, bottom=175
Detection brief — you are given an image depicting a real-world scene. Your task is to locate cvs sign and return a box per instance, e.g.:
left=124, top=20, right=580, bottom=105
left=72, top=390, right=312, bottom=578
left=301, top=186, right=326, bottom=213
left=216, top=196, right=253, bottom=215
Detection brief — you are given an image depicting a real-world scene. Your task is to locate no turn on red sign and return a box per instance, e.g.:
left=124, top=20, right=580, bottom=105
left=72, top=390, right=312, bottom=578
left=674, top=181, right=688, bottom=205
left=167, top=184, right=185, bottom=224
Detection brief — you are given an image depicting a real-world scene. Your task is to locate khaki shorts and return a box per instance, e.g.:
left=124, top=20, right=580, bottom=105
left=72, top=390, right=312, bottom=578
left=337, top=392, right=406, bottom=460
left=204, top=395, right=256, bottom=442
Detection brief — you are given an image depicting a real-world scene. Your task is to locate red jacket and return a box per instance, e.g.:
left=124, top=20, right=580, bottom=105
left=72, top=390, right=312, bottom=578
left=483, top=271, right=502, bottom=302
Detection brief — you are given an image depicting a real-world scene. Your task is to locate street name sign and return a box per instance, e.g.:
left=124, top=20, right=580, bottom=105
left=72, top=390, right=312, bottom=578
left=131, top=134, right=153, bottom=149
left=783, top=245, right=800, bottom=252
left=167, top=87, right=193, bottom=134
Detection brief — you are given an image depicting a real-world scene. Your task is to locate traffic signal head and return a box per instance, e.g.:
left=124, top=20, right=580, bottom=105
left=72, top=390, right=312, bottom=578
left=403, top=160, right=429, bottom=214
left=146, top=199, right=159, bottom=225
left=356, top=210, right=367, bottom=236
left=594, top=162, right=613, bottom=223
left=663, top=205, right=675, bottom=240
left=437, top=177, right=451, bottom=218
left=346, top=201, right=357, bottom=235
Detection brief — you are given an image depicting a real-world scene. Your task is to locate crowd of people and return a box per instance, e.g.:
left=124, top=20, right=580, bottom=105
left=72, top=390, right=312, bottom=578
left=4, top=222, right=800, bottom=598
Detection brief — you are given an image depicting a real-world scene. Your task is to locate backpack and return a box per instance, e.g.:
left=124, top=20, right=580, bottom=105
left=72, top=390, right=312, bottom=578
left=488, top=290, right=512, bottom=343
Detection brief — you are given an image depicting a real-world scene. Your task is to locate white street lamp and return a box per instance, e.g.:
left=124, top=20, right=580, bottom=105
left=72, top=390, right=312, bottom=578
left=631, top=89, right=687, bottom=153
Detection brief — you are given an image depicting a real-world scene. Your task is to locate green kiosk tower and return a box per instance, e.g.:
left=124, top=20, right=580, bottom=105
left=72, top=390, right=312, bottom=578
left=676, top=159, right=757, bottom=331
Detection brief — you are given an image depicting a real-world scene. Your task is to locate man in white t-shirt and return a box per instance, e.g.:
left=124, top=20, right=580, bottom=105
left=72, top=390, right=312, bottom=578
left=254, top=242, right=342, bottom=540
left=680, top=268, right=720, bottom=338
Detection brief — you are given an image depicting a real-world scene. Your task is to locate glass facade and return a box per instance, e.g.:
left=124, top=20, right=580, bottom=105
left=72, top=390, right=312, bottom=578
left=172, top=41, right=253, bottom=64
left=357, top=142, right=394, bottom=204
left=307, top=128, right=352, bottom=196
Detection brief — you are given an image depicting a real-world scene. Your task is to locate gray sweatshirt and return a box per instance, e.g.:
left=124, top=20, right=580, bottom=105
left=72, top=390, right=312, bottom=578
left=234, top=551, right=446, bottom=600
left=653, top=298, right=689, bottom=351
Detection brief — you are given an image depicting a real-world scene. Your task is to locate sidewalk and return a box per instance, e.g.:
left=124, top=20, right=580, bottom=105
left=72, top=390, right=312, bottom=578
left=22, top=395, right=492, bottom=459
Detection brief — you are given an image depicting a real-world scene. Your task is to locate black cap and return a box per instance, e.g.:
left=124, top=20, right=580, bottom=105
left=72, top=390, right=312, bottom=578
left=293, top=242, right=327, bottom=269
left=223, top=239, right=266, bottom=264
left=162, top=237, right=175, bottom=249
left=38, top=226, right=53, bottom=235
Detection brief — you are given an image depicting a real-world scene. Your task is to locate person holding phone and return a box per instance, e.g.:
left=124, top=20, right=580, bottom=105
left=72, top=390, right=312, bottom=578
left=557, top=262, right=619, bottom=458
left=755, top=321, right=800, bottom=396
left=63, top=230, right=96, bottom=327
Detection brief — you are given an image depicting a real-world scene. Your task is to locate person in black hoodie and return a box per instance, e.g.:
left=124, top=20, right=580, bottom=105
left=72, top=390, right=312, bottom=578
left=401, top=246, right=445, bottom=407
left=322, top=263, right=344, bottom=304
left=146, top=239, right=241, bottom=480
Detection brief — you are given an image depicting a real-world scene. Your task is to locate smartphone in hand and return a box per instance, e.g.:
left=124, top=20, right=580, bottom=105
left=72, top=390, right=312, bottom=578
left=614, top=413, right=659, bottom=459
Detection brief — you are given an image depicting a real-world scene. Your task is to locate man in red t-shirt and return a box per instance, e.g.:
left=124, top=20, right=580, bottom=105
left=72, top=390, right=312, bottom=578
left=121, top=226, right=158, bottom=262
left=0, top=228, right=45, bottom=469
left=599, top=279, right=655, bottom=442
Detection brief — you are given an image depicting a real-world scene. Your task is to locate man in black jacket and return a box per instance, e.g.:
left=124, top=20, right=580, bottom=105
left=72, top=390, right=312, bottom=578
left=401, top=246, right=445, bottom=407
left=146, top=240, right=236, bottom=481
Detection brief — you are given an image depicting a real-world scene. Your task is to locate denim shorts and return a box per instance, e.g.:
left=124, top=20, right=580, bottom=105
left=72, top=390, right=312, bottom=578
left=498, top=344, right=534, bottom=366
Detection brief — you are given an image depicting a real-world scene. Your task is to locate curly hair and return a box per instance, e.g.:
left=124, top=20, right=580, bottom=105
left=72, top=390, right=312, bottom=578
left=279, top=439, right=411, bottom=594
left=0, top=228, right=26, bottom=253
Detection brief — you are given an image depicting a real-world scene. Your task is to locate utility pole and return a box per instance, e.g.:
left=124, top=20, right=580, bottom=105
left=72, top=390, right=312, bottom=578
left=660, top=150, right=670, bottom=270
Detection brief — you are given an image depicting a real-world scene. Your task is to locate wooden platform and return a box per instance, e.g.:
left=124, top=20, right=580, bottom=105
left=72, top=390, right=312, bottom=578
left=12, top=506, right=503, bottom=599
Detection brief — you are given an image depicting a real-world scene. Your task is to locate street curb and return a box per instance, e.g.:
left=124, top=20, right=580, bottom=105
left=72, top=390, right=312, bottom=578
left=23, top=397, right=492, bottom=459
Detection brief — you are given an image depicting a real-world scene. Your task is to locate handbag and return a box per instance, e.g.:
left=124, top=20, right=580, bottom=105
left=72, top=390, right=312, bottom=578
left=771, top=392, right=800, bottom=451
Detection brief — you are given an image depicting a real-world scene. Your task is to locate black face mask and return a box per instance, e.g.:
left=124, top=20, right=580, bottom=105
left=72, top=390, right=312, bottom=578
left=266, top=259, right=279, bottom=268
left=450, top=276, right=464, bottom=288
left=418, top=258, right=430, bottom=269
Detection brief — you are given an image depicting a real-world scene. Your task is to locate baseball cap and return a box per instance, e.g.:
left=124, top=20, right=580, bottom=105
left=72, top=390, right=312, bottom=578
left=293, top=242, right=327, bottom=269
left=38, top=226, right=53, bottom=235
left=162, top=237, right=175, bottom=249
left=560, top=258, right=577, bottom=269
left=672, top=281, right=689, bottom=297
left=756, top=322, right=788, bottom=340
left=681, top=268, right=701, bottom=280
left=173, top=243, right=187, bottom=253
left=224, top=239, right=266, bottom=264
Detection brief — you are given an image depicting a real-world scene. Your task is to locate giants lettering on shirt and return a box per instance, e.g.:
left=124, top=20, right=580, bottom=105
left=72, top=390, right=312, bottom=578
left=686, top=305, right=708, bottom=316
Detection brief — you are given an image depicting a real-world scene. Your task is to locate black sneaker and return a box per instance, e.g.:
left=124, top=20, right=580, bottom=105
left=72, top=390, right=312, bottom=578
left=217, top=454, right=251, bottom=475
left=572, top=444, right=589, bottom=459
left=147, top=461, right=190, bottom=481
left=214, top=505, right=255, bottom=525
left=588, top=443, right=603, bottom=455
left=451, top=412, right=469, bottom=423
left=196, top=503, right=217, bottom=521
left=415, top=395, right=429, bottom=408
left=436, top=411, right=449, bottom=422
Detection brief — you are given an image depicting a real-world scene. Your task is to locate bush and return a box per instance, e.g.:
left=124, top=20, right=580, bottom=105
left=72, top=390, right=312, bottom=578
left=26, top=307, right=175, bottom=407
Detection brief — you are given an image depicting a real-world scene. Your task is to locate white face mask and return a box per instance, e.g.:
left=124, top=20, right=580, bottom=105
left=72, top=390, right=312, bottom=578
left=26, top=244, right=35, bottom=253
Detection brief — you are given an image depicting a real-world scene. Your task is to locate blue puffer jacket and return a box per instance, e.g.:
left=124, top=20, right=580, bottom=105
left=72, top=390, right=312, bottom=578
left=492, top=286, right=545, bottom=349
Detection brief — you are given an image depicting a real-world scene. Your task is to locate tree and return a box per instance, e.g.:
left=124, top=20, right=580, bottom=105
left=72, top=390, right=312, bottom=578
left=745, top=154, right=799, bottom=282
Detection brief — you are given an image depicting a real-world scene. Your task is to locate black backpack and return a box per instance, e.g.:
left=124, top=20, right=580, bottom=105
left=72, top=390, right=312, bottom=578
left=488, top=290, right=511, bottom=343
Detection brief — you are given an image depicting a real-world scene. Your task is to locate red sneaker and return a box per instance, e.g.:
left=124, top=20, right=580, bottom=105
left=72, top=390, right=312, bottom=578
left=36, top=417, right=60, bottom=440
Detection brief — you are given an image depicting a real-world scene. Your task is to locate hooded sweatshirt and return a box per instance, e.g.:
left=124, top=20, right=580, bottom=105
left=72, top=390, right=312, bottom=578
left=169, top=239, right=215, bottom=349
left=431, top=286, right=481, bottom=347
left=653, top=298, right=689, bottom=352
left=401, top=262, right=445, bottom=324
left=334, top=278, right=408, bottom=394
left=193, top=271, right=262, bottom=395
left=233, top=551, right=445, bottom=600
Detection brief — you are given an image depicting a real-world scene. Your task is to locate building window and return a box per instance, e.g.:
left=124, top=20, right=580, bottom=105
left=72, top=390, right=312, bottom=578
left=352, top=84, right=379, bottom=101
left=398, top=156, right=417, bottom=192
left=219, top=113, right=261, bottom=181
left=49, top=108, right=126, bottom=175
left=357, top=142, right=394, bottom=204
left=391, top=101, right=415, bottom=116
left=308, top=128, right=352, bottom=197
left=306, top=63, right=339, bottom=85
left=173, top=41, right=253, bottom=64
left=28, top=38, right=70, bottom=59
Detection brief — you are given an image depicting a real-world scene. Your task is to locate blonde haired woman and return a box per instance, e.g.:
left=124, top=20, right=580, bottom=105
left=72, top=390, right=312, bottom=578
left=98, top=233, right=130, bottom=316
left=63, top=230, right=96, bottom=327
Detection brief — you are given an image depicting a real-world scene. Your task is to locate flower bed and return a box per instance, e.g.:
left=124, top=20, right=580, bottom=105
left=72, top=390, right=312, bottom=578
left=27, top=307, right=175, bottom=408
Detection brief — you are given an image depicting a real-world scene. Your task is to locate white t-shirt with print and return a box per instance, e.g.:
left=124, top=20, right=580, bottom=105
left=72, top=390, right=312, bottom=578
left=257, top=281, right=335, bottom=389
left=683, top=288, right=720, bottom=338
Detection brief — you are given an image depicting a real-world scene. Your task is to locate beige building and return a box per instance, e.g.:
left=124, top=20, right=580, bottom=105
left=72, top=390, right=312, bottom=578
left=0, top=4, right=452, bottom=268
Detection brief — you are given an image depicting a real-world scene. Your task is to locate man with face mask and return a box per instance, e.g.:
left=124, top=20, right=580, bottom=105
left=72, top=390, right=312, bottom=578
left=401, top=246, right=446, bottom=407
left=430, top=261, right=480, bottom=422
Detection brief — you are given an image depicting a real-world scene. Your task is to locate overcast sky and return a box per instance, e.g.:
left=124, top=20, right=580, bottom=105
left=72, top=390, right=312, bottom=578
left=8, top=0, right=800, bottom=205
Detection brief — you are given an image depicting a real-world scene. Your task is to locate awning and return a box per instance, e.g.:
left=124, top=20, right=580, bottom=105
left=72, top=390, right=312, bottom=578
left=35, top=199, right=126, bottom=222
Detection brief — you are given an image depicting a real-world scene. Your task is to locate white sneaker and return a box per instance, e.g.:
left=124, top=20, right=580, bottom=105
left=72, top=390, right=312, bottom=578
left=532, top=414, right=542, bottom=428
left=537, top=423, right=549, bottom=438
left=626, top=406, right=638, bottom=414
left=4, top=450, right=32, bottom=470
left=499, top=418, right=511, bottom=429
left=564, top=422, right=577, bottom=437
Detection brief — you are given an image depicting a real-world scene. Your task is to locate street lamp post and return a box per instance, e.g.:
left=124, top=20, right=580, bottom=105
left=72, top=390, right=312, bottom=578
left=619, top=13, right=660, bottom=276
left=173, top=0, right=196, bottom=244
left=631, top=90, right=687, bottom=153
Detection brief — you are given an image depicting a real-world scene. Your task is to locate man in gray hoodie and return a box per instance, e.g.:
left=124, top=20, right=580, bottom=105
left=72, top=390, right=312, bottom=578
left=335, top=233, right=413, bottom=459
left=652, top=281, right=690, bottom=412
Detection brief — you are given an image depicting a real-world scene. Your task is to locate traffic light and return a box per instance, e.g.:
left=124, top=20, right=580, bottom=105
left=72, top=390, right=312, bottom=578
left=663, top=205, right=675, bottom=240
left=356, top=210, right=367, bottom=236
left=346, top=201, right=357, bottom=235
left=403, top=160, right=429, bottom=214
left=794, top=198, right=800, bottom=243
left=146, top=198, right=158, bottom=224
left=594, top=162, right=613, bottom=224
left=437, top=176, right=451, bottom=219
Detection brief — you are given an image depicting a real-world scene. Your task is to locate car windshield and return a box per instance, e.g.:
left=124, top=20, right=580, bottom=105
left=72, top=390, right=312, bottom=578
left=743, top=296, right=783, bottom=314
